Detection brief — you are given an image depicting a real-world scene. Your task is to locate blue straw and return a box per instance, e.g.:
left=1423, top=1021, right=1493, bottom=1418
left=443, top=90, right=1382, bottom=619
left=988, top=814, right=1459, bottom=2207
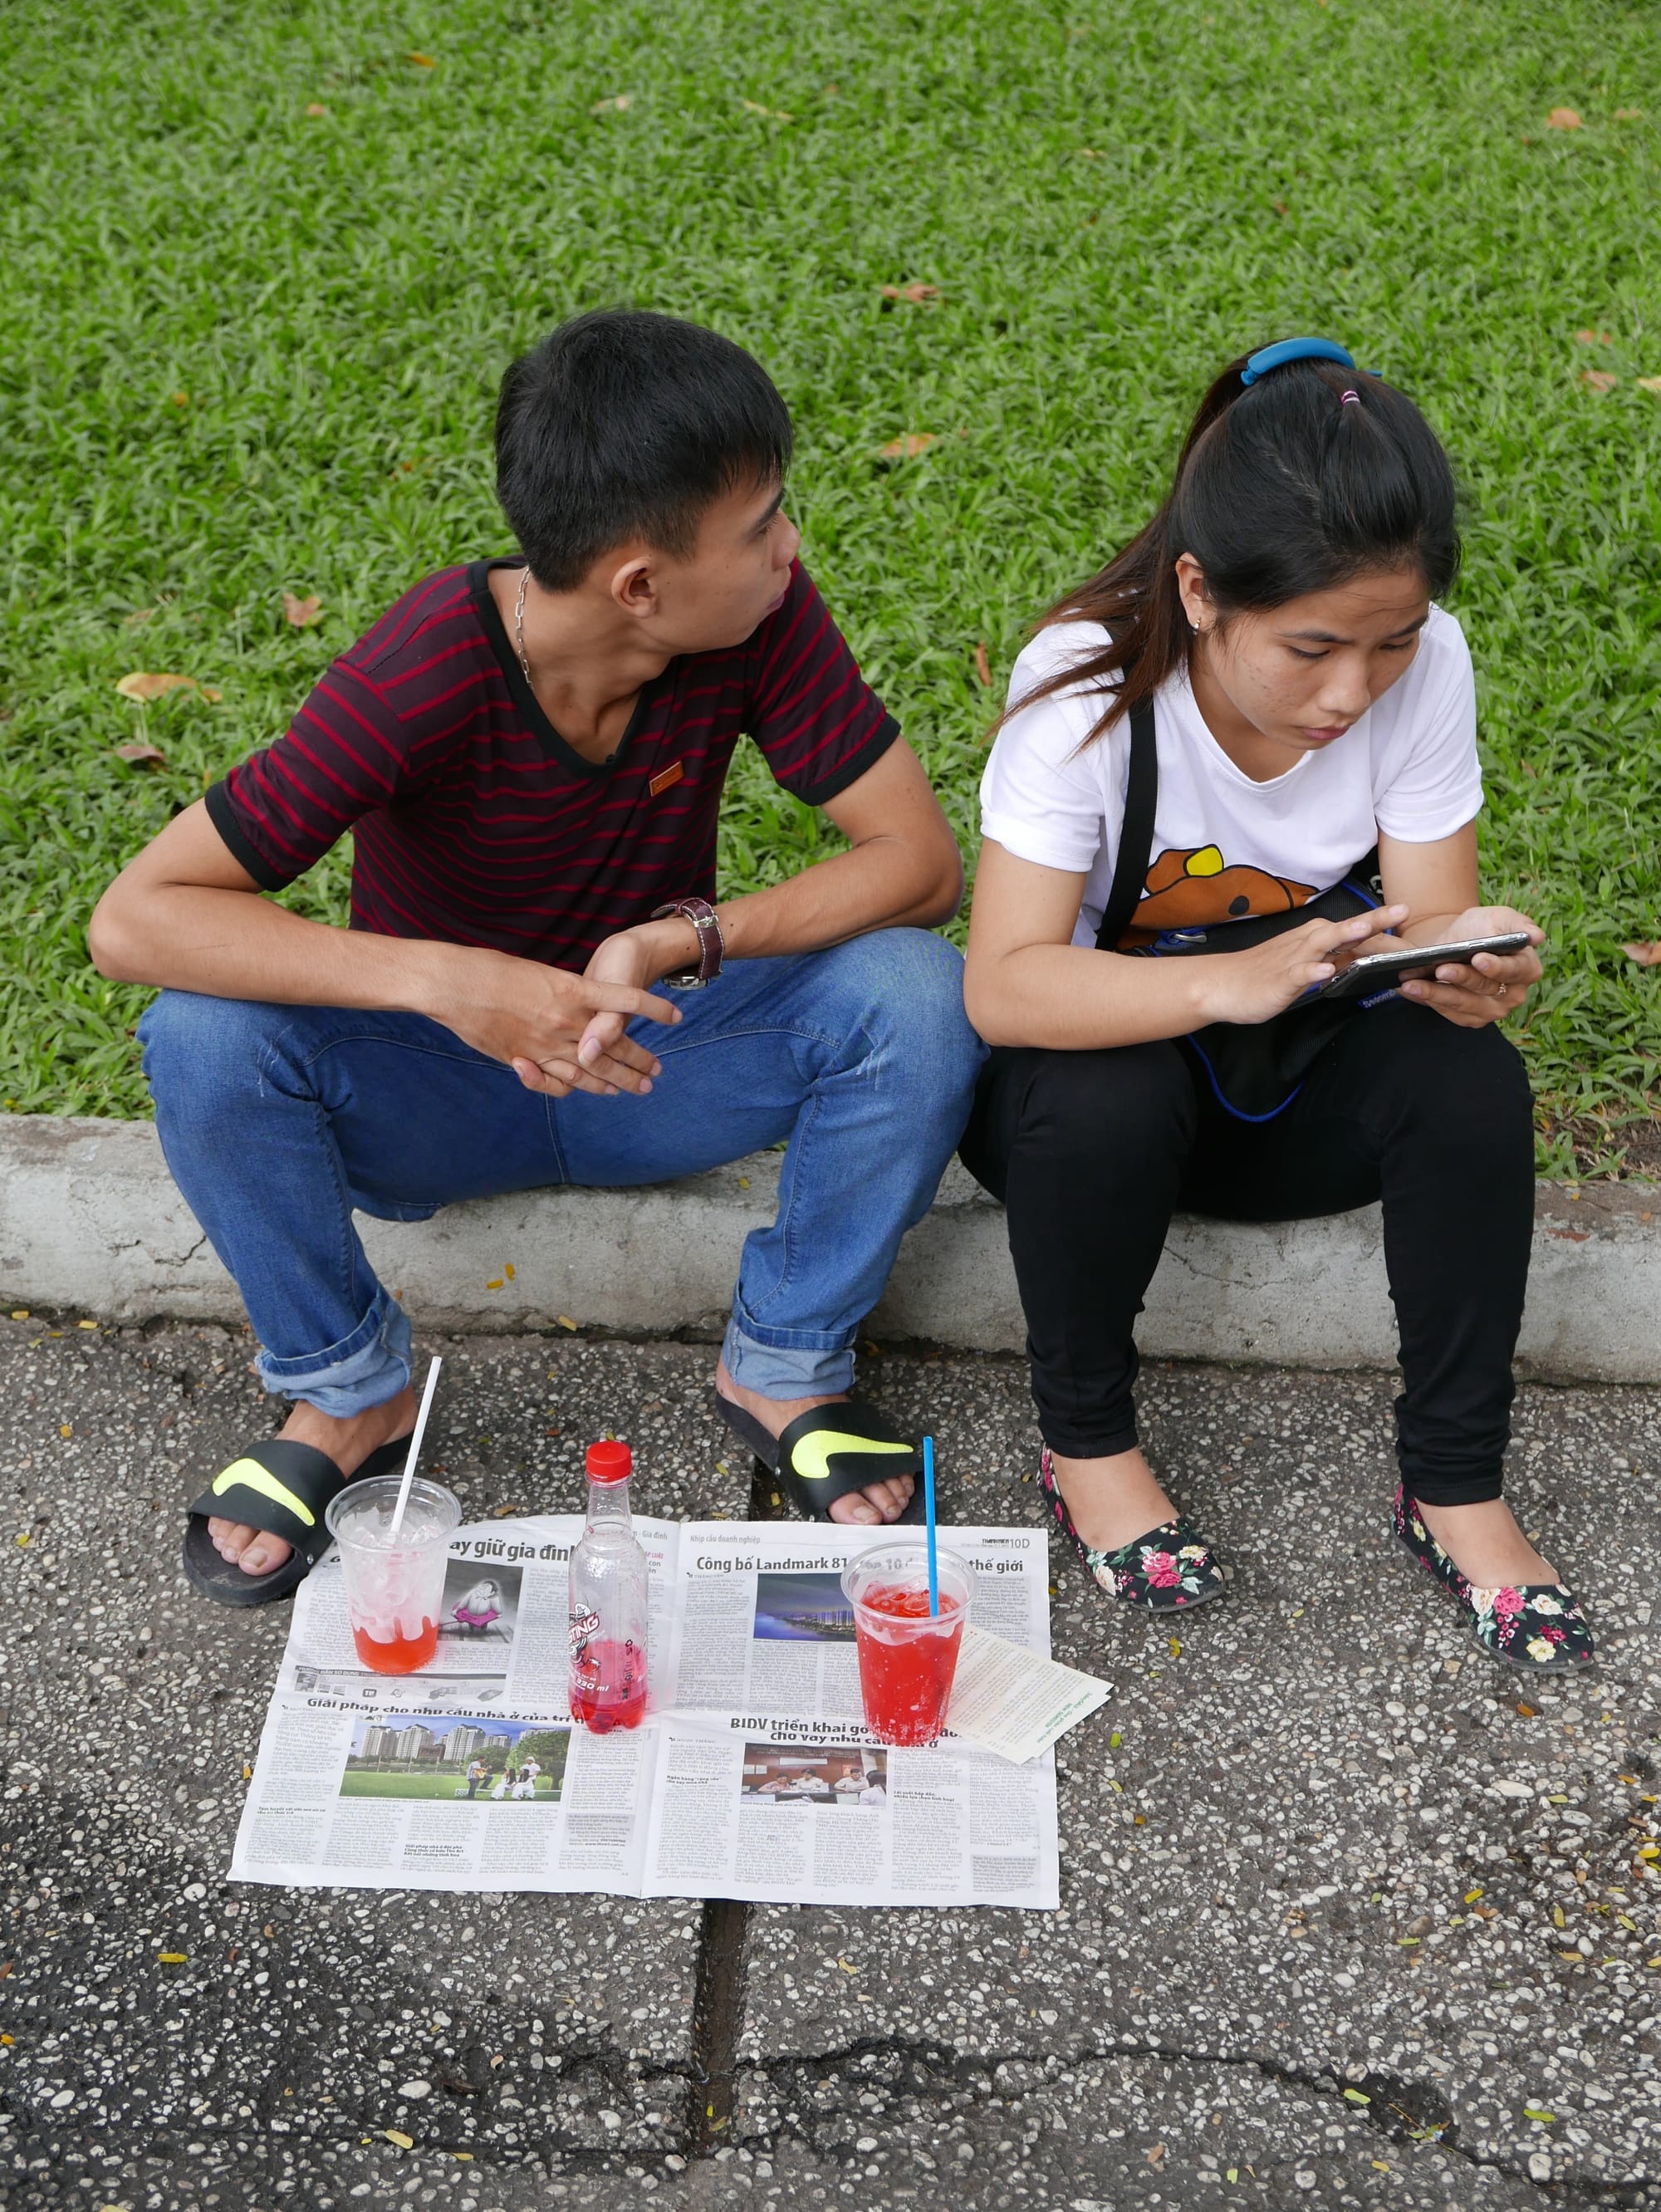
left=923, top=1435, right=938, bottom=1616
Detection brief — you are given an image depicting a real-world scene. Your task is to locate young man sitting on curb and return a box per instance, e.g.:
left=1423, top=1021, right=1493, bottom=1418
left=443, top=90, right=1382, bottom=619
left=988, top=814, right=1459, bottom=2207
left=90, top=310, right=983, bottom=1606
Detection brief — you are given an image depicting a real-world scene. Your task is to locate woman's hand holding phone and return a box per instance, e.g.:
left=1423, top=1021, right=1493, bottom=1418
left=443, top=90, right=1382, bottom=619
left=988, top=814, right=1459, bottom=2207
left=1393, top=904, right=1544, bottom=1029
left=1193, top=904, right=1411, bottom=1026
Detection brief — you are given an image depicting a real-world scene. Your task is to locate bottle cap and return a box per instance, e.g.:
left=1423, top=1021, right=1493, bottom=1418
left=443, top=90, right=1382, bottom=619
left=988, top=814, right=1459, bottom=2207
left=586, top=1440, right=632, bottom=1485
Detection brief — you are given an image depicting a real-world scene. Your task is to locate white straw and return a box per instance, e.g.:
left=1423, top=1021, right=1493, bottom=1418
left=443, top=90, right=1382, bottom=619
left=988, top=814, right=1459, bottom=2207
left=387, top=1355, right=443, bottom=1540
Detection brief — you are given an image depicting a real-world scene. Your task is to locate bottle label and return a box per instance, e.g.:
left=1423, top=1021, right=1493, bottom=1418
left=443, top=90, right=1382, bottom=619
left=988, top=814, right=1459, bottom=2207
left=568, top=1606, right=600, bottom=1657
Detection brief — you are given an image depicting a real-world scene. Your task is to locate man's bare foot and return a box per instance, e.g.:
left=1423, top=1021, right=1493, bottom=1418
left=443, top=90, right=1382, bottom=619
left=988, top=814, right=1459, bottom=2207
left=715, top=1357, right=914, bottom=1528
left=1417, top=1497, right=1556, bottom=1587
left=1048, top=1446, right=1178, bottom=1553
left=208, top=1386, right=419, bottom=1577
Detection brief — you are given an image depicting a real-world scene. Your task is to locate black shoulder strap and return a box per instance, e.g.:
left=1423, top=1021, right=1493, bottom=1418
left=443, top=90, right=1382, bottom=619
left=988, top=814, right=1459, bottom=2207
left=1095, top=696, right=1158, bottom=952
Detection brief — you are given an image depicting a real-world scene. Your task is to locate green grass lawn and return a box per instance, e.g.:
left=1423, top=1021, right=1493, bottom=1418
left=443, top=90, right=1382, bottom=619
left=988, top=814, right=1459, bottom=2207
left=1, top=0, right=1657, bottom=1171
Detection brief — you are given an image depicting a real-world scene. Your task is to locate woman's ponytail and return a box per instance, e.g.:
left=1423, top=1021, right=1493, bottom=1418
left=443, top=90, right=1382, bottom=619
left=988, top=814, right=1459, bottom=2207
left=1004, top=344, right=1460, bottom=743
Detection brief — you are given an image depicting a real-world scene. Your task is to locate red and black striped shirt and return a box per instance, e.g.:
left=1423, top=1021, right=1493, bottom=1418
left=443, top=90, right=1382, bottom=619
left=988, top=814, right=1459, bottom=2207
left=205, top=557, right=898, bottom=971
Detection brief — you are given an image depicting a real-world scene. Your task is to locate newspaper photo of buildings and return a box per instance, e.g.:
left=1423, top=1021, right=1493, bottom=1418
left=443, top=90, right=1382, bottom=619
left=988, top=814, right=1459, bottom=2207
left=340, top=1714, right=570, bottom=1803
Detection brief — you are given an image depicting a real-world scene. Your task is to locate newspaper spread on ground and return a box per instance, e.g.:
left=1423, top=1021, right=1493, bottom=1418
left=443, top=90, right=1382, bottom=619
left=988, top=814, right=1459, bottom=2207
left=229, top=1516, right=1066, bottom=1909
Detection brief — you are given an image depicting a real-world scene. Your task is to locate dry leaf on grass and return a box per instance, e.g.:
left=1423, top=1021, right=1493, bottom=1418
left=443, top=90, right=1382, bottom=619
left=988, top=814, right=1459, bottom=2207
left=1623, top=943, right=1661, bottom=967
left=1636, top=376, right=1661, bottom=394
left=741, top=98, right=794, bottom=121
left=1078, top=147, right=1101, bottom=158
left=282, top=591, right=324, bottom=628
left=973, top=641, right=992, bottom=689
left=1580, top=370, right=1619, bottom=392
left=1547, top=107, right=1583, bottom=130
left=1575, top=329, right=1613, bottom=345
left=115, top=671, right=222, bottom=704
left=879, top=282, right=940, bottom=304
left=879, top=433, right=938, bottom=459
left=113, top=741, right=167, bottom=767
left=170, top=391, right=189, bottom=407
left=123, top=606, right=155, bottom=628
left=407, top=52, right=434, bottom=67
left=1614, top=107, right=1644, bottom=121
left=306, top=102, right=328, bottom=117
left=591, top=94, right=630, bottom=112
left=1273, top=197, right=1289, bottom=216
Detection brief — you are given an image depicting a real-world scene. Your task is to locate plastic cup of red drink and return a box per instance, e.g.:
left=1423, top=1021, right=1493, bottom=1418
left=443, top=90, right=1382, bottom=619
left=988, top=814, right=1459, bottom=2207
left=840, top=1543, right=972, bottom=1748
left=326, top=1475, right=461, bottom=1675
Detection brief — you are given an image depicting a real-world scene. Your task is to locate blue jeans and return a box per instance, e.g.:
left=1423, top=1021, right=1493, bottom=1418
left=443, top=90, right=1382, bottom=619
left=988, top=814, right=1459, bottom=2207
left=138, top=929, right=984, bottom=1417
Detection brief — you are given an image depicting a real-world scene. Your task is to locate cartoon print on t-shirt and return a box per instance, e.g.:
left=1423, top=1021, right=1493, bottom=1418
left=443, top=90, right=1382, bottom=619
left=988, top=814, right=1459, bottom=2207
left=1130, top=845, right=1317, bottom=939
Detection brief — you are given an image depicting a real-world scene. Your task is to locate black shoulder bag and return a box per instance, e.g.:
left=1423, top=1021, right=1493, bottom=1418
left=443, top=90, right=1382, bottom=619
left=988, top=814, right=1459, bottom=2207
left=1094, top=699, right=1384, bottom=1121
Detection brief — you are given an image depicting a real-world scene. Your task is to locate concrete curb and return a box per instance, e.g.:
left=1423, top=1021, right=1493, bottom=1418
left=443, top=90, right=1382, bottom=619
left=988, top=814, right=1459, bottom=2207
left=1, top=1112, right=1658, bottom=1381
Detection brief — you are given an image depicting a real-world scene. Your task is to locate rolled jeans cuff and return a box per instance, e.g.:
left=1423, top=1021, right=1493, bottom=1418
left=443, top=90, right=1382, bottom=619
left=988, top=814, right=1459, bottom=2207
left=254, top=1289, right=414, bottom=1418
left=722, top=1312, right=855, bottom=1403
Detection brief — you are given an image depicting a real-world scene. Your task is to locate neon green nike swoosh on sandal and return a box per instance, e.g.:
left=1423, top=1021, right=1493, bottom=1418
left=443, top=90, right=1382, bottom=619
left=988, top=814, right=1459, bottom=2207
left=715, top=1393, right=924, bottom=1524
left=211, top=1456, right=319, bottom=1527
left=182, top=1433, right=412, bottom=1610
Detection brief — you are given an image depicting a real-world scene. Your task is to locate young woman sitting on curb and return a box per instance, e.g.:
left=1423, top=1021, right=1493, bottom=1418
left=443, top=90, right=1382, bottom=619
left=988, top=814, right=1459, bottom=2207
left=961, top=337, right=1592, bottom=1674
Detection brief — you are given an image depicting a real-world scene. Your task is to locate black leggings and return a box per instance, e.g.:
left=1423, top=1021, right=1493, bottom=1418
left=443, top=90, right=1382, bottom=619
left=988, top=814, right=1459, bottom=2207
left=959, top=998, right=1535, bottom=1506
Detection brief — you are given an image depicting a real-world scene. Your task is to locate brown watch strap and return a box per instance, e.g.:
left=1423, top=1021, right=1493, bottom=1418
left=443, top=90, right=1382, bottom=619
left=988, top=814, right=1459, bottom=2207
left=651, top=897, right=724, bottom=986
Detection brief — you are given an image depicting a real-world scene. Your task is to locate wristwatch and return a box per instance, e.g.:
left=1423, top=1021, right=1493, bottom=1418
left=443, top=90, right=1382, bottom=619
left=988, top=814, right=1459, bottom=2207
left=651, top=896, right=725, bottom=988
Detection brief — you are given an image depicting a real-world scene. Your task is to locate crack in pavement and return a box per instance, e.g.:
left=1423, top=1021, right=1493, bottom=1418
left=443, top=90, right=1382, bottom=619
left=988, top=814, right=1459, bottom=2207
left=688, top=1896, right=751, bottom=2153
left=722, top=2030, right=1653, bottom=2205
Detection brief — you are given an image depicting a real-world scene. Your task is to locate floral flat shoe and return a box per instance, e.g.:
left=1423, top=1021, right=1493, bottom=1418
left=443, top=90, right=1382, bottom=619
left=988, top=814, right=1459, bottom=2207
left=1038, top=1447, right=1226, bottom=1611
left=1391, top=1485, right=1595, bottom=1671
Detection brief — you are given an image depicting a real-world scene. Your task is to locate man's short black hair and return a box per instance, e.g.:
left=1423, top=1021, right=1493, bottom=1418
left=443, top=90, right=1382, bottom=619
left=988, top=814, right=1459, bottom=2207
left=495, top=310, right=794, bottom=590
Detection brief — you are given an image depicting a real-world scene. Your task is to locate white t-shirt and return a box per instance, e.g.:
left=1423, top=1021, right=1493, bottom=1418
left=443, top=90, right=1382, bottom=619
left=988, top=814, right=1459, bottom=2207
left=979, top=607, right=1482, bottom=949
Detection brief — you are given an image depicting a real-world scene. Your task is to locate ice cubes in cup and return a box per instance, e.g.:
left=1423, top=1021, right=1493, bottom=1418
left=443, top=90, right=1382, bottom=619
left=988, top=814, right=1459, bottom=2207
left=326, top=1475, right=460, bottom=1676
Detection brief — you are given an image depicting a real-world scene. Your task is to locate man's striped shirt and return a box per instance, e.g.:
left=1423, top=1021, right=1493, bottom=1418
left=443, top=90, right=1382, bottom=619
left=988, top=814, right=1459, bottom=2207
left=205, top=558, right=898, bottom=971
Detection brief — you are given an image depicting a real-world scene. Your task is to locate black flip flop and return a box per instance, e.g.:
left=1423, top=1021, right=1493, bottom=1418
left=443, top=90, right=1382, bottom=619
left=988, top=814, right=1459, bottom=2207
left=181, top=1435, right=413, bottom=1608
left=716, top=1394, right=924, bottom=1525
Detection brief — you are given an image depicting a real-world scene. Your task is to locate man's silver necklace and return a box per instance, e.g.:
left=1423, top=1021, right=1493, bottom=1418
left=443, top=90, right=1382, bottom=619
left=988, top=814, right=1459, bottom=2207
left=512, top=564, right=631, bottom=771
left=514, top=563, right=532, bottom=681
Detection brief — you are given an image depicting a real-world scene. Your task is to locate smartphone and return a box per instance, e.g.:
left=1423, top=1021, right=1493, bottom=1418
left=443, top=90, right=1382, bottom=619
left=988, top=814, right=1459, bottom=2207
left=1306, top=930, right=1533, bottom=1004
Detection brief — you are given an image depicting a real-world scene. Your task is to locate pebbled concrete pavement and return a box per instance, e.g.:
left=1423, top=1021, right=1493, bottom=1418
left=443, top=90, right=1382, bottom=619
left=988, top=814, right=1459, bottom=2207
left=0, top=1320, right=1657, bottom=2209
left=735, top=1358, right=1661, bottom=2207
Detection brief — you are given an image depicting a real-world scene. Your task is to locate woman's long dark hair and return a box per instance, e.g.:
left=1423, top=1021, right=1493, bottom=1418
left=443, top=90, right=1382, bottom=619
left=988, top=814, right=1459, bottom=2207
left=1007, top=350, right=1461, bottom=742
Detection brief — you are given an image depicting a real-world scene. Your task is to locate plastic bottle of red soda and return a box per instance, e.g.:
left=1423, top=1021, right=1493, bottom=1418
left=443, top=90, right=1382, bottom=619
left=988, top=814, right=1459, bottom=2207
left=567, top=1440, right=649, bottom=1731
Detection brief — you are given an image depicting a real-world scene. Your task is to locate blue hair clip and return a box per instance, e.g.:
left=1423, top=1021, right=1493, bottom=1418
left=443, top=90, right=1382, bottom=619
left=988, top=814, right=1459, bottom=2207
left=1241, top=336, right=1356, bottom=386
